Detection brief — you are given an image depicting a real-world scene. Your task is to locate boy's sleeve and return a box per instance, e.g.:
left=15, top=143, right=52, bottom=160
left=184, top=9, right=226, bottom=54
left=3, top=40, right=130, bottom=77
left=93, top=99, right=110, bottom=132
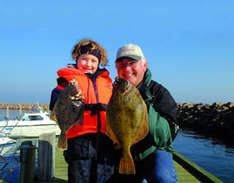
left=49, top=88, right=62, bottom=111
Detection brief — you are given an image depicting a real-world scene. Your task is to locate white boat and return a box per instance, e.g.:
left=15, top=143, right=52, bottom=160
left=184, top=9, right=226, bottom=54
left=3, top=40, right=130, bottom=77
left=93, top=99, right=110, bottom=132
left=0, top=111, right=61, bottom=138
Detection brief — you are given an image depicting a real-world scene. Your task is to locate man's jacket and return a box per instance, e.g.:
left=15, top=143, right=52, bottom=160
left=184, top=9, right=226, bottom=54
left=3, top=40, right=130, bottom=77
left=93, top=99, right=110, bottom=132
left=131, top=69, right=179, bottom=161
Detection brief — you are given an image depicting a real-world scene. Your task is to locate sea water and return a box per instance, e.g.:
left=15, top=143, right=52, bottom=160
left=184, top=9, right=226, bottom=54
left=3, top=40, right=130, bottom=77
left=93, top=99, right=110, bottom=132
left=173, top=130, right=234, bottom=183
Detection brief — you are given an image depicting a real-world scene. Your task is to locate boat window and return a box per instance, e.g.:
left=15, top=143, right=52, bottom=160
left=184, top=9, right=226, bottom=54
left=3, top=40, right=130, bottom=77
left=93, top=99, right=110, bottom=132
left=28, top=115, right=44, bottom=121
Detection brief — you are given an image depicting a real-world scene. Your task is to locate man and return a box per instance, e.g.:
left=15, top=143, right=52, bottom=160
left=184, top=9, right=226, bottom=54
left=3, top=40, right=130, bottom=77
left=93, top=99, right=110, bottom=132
left=109, top=44, right=179, bottom=183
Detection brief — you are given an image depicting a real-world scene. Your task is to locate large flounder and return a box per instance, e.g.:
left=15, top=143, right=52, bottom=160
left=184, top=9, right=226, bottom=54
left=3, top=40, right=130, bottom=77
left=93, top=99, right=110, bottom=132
left=106, top=78, right=148, bottom=174
left=50, top=79, right=85, bottom=150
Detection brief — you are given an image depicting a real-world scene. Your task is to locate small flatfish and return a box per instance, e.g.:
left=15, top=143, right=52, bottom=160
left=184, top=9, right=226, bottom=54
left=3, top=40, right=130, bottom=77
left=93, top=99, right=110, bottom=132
left=50, top=79, right=84, bottom=150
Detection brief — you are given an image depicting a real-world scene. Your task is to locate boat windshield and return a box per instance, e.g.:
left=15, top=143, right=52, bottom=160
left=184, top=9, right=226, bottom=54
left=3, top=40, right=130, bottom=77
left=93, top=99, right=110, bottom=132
left=22, top=115, right=44, bottom=121
left=28, top=115, right=44, bottom=121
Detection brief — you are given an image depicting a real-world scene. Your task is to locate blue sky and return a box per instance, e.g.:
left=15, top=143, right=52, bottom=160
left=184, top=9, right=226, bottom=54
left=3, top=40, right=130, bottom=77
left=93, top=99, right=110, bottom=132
left=1, top=0, right=234, bottom=104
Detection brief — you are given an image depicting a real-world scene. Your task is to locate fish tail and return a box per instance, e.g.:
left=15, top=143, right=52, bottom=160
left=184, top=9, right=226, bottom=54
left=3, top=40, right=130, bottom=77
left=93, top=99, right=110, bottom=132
left=57, top=132, right=67, bottom=150
left=119, top=152, right=136, bottom=174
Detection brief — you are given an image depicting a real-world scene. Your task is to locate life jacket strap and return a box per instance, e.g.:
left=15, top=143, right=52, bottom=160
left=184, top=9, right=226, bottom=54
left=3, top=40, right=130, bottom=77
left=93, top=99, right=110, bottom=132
left=84, top=103, right=108, bottom=116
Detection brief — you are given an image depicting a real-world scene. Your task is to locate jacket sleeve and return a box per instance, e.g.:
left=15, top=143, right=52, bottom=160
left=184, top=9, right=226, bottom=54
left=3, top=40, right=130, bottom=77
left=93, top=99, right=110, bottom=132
left=49, top=88, right=62, bottom=111
left=150, top=81, right=179, bottom=140
left=49, top=77, right=69, bottom=111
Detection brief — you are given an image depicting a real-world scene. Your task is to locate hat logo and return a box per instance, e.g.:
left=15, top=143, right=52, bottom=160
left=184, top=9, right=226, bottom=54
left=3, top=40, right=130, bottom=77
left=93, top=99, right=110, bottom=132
left=119, top=49, right=135, bottom=53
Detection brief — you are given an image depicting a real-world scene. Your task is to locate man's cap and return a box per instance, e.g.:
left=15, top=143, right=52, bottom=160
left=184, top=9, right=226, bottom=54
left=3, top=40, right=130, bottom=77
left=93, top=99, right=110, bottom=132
left=116, top=43, right=145, bottom=62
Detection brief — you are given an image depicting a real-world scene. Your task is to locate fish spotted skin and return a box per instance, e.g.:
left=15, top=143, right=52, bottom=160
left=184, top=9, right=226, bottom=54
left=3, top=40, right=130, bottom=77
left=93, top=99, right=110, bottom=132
left=106, top=78, right=149, bottom=174
left=50, top=79, right=84, bottom=149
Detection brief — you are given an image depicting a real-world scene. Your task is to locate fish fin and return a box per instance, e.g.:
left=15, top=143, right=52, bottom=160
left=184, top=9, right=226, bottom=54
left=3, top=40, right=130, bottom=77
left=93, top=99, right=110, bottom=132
left=132, top=113, right=149, bottom=145
left=57, top=132, right=67, bottom=150
left=50, top=109, right=57, bottom=122
left=105, top=118, right=121, bottom=146
left=119, top=153, right=136, bottom=174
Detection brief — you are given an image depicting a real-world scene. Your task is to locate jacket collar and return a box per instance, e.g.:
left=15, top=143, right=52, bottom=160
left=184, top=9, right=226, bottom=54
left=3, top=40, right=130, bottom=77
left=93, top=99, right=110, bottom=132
left=138, top=69, right=153, bottom=102
left=85, top=68, right=109, bottom=81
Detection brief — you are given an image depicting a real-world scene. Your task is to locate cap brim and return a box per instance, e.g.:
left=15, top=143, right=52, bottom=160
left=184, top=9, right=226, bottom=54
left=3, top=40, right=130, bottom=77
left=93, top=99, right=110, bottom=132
left=116, top=55, right=142, bottom=62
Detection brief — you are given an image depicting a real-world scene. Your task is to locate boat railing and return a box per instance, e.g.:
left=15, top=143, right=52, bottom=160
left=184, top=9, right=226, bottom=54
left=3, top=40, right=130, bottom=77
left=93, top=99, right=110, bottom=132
left=0, top=140, right=20, bottom=180
left=0, top=107, right=21, bottom=178
left=0, top=118, right=20, bottom=138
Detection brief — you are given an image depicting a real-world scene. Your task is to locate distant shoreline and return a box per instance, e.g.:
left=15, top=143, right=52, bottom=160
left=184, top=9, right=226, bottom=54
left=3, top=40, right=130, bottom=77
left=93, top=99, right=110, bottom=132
left=0, top=102, right=232, bottom=109
left=0, top=103, right=49, bottom=110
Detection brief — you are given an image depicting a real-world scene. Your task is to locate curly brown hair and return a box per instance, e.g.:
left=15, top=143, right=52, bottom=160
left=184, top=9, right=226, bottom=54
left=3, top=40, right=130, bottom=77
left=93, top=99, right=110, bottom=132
left=72, top=39, right=108, bottom=66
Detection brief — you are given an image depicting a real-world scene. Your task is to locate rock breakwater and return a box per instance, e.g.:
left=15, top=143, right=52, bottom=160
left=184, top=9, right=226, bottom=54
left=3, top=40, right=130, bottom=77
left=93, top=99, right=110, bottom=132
left=177, top=102, right=234, bottom=142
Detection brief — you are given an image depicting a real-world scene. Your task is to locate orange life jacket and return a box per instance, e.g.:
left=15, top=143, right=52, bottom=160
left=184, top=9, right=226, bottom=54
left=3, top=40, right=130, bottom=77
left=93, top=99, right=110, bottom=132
left=56, top=68, right=113, bottom=139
